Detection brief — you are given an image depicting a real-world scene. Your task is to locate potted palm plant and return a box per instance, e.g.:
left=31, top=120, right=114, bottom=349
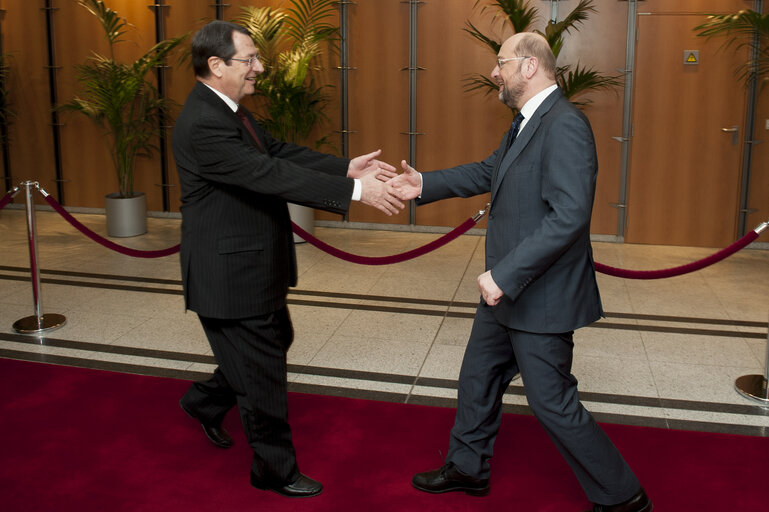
left=463, top=0, right=621, bottom=106
left=236, top=0, right=339, bottom=240
left=61, top=0, right=186, bottom=237
left=694, top=9, right=769, bottom=87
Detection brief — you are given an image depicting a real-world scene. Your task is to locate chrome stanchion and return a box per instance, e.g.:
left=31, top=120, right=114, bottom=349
left=12, top=181, right=66, bottom=334
left=735, top=312, right=769, bottom=405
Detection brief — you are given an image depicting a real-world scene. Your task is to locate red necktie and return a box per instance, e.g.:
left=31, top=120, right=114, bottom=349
left=236, top=107, right=266, bottom=153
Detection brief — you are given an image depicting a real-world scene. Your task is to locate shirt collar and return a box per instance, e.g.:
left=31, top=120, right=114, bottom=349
left=519, top=83, right=558, bottom=122
left=202, top=82, right=239, bottom=113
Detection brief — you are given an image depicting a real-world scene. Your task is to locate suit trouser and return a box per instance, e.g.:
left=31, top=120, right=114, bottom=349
left=446, top=304, right=641, bottom=504
left=180, top=307, right=300, bottom=486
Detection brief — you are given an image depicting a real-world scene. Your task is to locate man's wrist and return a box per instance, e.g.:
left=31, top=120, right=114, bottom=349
left=352, top=179, right=362, bottom=201
left=418, top=172, right=423, bottom=198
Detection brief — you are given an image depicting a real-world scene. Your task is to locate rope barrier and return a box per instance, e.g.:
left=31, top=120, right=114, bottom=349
left=40, top=185, right=487, bottom=264
left=8, top=182, right=768, bottom=276
left=41, top=190, right=180, bottom=259
left=0, top=186, right=19, bottom=211
left=291, top=216, right=480, bottom=265
left=594, top=227, right=764, bottom=279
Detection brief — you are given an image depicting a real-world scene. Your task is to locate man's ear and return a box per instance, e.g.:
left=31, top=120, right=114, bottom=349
left=523, top=56, right=538, bottom=79
left=208, top=56, right=224, bottom=78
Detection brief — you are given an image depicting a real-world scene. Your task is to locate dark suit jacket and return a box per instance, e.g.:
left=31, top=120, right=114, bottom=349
left=172, top=82, right=354, bottom=319
left=418, top=88, right=603, bottom=333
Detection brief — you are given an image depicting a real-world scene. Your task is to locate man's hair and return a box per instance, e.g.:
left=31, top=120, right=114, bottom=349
left=191, top=21, right=251, bottom=78
left=515, top=33, right=556, bottom=81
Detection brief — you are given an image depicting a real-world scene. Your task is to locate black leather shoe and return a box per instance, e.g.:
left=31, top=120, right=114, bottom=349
left=251, top=473, right=323, bottom=498
left=179, top=401, right=233, bottom=449
left=412, top=462, right=490, bottom=496
left=586, top=488, right=653, bottom=512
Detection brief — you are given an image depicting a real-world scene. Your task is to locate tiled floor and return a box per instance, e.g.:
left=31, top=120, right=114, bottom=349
left=1, top=205, right=768, bottom=436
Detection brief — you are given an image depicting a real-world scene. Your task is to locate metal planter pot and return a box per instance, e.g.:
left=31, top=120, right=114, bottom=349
left=105, top=192, right=147, bottom=237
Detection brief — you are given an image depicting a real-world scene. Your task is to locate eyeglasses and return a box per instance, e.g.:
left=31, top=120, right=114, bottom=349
left=230, top=56, right=260, bottom=67
left=496, top=56, right=531, bottom=68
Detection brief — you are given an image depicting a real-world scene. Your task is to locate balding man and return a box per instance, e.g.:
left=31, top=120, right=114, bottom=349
left=391, top=33, right=651, bottom=512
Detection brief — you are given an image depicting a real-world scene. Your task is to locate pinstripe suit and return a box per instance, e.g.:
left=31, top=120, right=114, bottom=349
left=172, top=82, right=353, bottom=485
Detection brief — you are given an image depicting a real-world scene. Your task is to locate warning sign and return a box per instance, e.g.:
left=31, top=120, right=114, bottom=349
left=684, top=50, right=699, bottom=65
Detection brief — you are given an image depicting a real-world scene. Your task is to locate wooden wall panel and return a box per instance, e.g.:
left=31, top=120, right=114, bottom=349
left=747, top=80, right=769, bottom=236
left=2, top=0, right=57, bottom=205
left=413, top=0, right=507, bottom=229
left=56, top=1, right=112, bottom=208
left=626, top=13, right=745, bottom=247
left=639, top=0, right=753, bottom=13
left=545, top=0, right=628, bottom=236
left=115, top=1, right=161, bottom=211
left=637, top=0, right=764, bottom=244
left=316, top=0, right=411, bottom=225
left=164, top=1, right=213, bottom=212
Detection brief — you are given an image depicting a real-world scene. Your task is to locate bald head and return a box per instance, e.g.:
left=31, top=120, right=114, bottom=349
left=506, top=33, right=556, bottom=81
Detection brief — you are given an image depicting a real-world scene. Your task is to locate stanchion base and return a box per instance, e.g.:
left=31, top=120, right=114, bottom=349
left=735, top=375, right=769, bottom=405
left=12, top=314, right=67, bottom=334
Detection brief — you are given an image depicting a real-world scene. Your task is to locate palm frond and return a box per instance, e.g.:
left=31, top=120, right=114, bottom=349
left=236, top=6, right=288, bottom=70
left=78, top=0, right=131, bottom=50
left=694, top=10, right=769, bottom=41
left=543, top=0, right=596, bottom=59
left=557, top=0, right=596, bottom=33
left=284, top=0, right=339, bottom=47
left=462, top=73, right=499, bottom=95
left=463, top=0, right=618, bottom=106
left=240, top=0, right=338, bottom=145
left=475, top=0, right=538, bottom=34
left=694, top=9, right=769, bottom=86
left=463, top=20, right=501, bottom=54
left=557, top=63, right=622, bottom=106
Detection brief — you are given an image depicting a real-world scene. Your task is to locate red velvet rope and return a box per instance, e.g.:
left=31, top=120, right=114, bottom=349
left=291, top=218, right=479, bottom=265
left=43, top=191, right=479, bottom=264
left=43, top=194, right=181, bottom=258
left=0, top=189, right=16, bottom=211
left=594, top=231, right=759, bottom=279
left=35, top=189, right=763, bottom=276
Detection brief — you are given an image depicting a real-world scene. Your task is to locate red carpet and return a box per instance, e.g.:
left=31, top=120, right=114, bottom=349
left=1, top=358, right=768, bottom=511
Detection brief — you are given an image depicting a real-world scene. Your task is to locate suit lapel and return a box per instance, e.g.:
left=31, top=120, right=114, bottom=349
left=491, top=89, right=564, bottom=205
left=193, top=82, right=267, bottom=152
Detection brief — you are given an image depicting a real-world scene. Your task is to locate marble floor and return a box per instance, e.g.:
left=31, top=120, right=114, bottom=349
left=1, top=205, right=768, bottom=437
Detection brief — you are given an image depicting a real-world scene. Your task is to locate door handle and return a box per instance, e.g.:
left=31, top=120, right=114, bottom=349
left=722, top=125, right=739, bottom=145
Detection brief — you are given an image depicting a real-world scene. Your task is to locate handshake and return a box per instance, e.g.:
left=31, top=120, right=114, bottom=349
left=348, top=149, right=422, bottom=216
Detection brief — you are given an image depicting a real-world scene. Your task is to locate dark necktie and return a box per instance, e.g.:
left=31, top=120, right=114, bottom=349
left=506, top=112, right=525, bottom=151
left=236, top=106, right=266, bottom=153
